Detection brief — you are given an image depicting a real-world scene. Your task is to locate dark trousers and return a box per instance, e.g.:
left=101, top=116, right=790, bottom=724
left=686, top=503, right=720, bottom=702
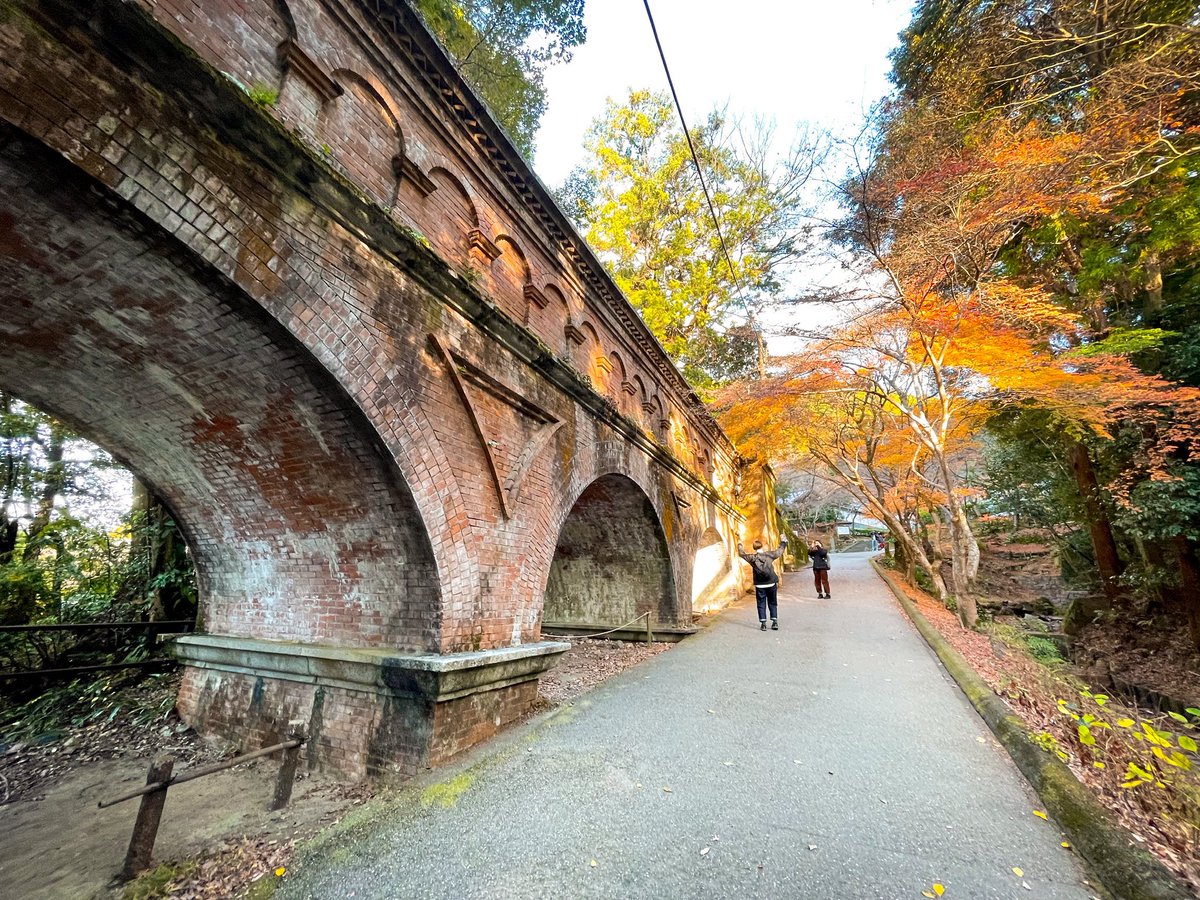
left=813, top=568, right=830, bottom=595
left=755, top=583, right=778, bottom=621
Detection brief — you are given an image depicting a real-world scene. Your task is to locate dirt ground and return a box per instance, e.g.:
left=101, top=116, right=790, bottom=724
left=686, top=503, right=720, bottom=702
left=0, top=637, right=671, bottom=899
left=0, top=753, right=355, bottom=899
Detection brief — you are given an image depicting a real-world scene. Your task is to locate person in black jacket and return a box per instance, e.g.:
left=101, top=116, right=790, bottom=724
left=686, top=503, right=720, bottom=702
left=810, top=540, right=831, bottom=599
left=737, top=536, right=788, bottom=631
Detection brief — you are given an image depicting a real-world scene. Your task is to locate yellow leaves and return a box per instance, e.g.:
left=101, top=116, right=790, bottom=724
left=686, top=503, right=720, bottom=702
left=1061, top=841, right=1071, bottom=849
left=1012, top=867, right=1024, bottom=877
left=1179, top=735, right=1198, bottom=754
left=274, top=867, right=286, bottom=877
left=1032, top=810, right=1048, bottom=820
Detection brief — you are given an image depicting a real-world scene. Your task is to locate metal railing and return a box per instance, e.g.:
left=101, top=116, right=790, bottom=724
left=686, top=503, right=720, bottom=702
left=98, top=720, right=307, bottom=881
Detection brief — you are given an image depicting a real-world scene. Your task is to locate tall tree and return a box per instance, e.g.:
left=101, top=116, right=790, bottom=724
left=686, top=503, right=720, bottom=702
left=874, top=0, right=1200, bottom=642
left=562, top=89, right=821, bottom=389
left=413, top=0, right=587, bottom=156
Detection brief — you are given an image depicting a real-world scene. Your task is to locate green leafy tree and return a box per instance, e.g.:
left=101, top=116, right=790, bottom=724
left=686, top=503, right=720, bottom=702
left=413, top=0, right=587, bottom=156
left=563, top=89, right=820, bottom=389
left=0, top=393, right=195, bottom=660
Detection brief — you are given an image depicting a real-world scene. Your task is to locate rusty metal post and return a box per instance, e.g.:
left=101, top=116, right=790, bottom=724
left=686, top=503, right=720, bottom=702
left=270, top=721, right=307, bottom=811
left=120, top=755, right=174, bottom=881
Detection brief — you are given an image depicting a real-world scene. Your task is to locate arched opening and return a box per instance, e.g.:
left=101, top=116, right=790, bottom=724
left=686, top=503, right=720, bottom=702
left=0, top=126, right=440, bottom=654
left=427, top=166, right=480, bottom=264
left=691, top=527, right=734, bottom=613
left=543, top=474, right=676, bottom=631
left=0, top=391, right=198, bottom=688
left=320, top=71, right=403, bottom=206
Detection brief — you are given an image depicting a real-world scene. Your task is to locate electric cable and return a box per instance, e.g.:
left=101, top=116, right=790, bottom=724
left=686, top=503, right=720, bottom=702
left=641, top=0, right=763, bottom=365
left=641, top=0, right=744, bottom=297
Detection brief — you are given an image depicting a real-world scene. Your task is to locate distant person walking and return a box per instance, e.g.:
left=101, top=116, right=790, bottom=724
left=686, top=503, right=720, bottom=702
left=737, top=536, right=788, bottom=631
left=810, top=540, right=831, bottom=599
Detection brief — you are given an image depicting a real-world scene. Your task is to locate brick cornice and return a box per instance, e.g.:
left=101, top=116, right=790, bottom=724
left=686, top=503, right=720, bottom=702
left=350, top=0, right=738, bottom=460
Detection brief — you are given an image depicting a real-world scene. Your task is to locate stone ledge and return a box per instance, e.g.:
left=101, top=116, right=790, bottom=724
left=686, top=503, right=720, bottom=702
left=172, top=634, right=569, bottom=702
left=541, top=622, right=697, bottom=643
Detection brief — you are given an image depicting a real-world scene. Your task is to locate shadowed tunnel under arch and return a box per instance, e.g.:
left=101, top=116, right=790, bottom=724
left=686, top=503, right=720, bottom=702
left=542, top=473, right=677, bottom=630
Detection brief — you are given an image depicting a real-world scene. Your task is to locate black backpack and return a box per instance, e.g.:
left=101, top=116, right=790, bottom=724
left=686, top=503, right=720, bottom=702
left=749, top=554, right=777, bottom=582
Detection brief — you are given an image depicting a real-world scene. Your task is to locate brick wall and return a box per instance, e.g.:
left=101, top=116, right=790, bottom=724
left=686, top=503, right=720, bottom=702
left=0, top=0, right=763, bottom=775
left=131, top=0, right=741, bottom=491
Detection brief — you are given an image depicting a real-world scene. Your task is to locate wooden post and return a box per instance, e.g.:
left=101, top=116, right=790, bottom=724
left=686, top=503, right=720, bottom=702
left=271, top=721, right=306, bottom=811
left=120, top=755, right=174, bottom=881
left=645, top=613, right=652, bottom=644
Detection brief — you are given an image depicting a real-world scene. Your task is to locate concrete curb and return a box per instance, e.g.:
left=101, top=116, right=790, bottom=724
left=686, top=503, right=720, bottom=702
left=871, top=560, right=1191, bottom=900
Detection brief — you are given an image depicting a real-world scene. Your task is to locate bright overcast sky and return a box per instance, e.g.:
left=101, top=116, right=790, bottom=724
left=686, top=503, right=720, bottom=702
left=533, top=0, right=915, bottom=187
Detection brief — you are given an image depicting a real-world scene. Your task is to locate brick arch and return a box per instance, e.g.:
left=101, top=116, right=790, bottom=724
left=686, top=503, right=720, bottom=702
left=490, top=234, right=530, bottom=319
left=425, top=166, right=480, bottom=264
left=631, top=374, right=649, bottom=417
left=319, top=69, right=403, bottom=205
left=575, top=320, right=607, bottom=387
left=0, top=131, right=441, bottom=654
left=538, top=283, right=570, bottom=352
left=146, top=0, right=291, bottom=91
left=608, top=350, right=630, bottom=410
left=542, top=472, right=676, bottom=631
left=648, top=393, right=668, bottom=440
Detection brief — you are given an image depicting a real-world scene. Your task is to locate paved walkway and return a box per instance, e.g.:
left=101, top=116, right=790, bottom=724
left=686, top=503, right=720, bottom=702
left=281, top=553, right=1096, bottom=899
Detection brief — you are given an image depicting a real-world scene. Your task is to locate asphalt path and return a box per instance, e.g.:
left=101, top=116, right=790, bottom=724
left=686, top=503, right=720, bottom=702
left=281, top=552, right=1098, bottom=899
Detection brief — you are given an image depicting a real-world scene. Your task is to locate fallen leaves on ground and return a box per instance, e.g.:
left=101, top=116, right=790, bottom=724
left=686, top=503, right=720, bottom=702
left=0, top=674, right=224, bottom=806
left=537, top=638, right=672, bottom=706
left=885, top=571, right=1200, bottom=894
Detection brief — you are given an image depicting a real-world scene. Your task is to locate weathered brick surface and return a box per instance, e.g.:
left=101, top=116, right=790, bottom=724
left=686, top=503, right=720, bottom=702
left=0, top=0, right=773, bottom=775
left=544, top=474, right=676, bottom=628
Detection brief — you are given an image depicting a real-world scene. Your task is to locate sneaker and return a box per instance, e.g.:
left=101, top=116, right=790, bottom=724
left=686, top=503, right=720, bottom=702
left=824, top=594, right=831, bottom=599
left=771, top=619, right=779, bottom=630
left=760, top=621, right=767, bottom=631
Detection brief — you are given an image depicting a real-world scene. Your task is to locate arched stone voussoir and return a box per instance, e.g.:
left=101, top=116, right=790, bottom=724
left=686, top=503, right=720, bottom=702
left=0, top=127, right=442, bottom=654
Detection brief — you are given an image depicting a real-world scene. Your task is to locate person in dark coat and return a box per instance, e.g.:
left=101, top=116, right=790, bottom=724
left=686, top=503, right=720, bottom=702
left=737, top=536, right=788, bottom=631
left=809, top=540, right=831, bottom=599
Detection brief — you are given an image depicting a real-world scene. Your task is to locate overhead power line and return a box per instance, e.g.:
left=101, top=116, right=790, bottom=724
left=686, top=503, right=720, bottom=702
left=640, top=0, right=742, bottom=294
left=640, top=0, right=765, bottom=374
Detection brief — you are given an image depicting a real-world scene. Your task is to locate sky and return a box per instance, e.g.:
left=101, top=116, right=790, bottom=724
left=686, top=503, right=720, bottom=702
left=533, top=0, right=915, bottom=187
left=530, top=0, right=915, bottom=351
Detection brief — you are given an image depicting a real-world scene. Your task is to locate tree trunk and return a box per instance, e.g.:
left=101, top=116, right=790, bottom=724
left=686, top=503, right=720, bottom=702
left=0, top=519, right=16, bottom=566
left=1067, top=441, right=1123, bottom=604
left=125, top=479, right=191, bottom=621
left=1143, top=250, right=1163, bottom=318
left=22, top=421, right=66, bottom=563
left=890, top=520, right=949, bottom=602
left=1170, top=537, right=1200, bottom=651
left=942, top=500, right=980, bottom=627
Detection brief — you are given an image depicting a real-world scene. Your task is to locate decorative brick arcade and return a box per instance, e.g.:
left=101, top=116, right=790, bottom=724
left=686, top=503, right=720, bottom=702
left=0, top=0, right=778, bottom=779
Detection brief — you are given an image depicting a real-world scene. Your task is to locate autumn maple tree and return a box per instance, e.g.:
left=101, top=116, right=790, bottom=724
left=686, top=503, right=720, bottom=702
left=720, top=0, right=1200, bottom=635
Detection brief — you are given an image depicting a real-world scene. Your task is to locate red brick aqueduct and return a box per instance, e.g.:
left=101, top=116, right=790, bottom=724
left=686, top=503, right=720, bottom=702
left=0, top=0, right=780, bottom=777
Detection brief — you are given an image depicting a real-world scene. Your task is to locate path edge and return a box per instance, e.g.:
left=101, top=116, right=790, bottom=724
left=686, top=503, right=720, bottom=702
left=871, top=559, right=1190, bottom=900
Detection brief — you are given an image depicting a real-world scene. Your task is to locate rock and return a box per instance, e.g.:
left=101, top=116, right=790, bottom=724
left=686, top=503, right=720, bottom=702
left=1063, top=594, right=1110, bottom=636
left=1080, top=662, right=1113, bottom=690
